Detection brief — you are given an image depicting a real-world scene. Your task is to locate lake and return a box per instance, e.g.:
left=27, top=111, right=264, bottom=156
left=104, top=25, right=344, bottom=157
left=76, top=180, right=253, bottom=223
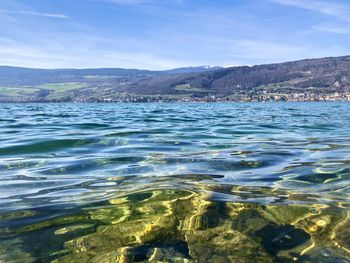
left=0, top=102, right=349, bottom=262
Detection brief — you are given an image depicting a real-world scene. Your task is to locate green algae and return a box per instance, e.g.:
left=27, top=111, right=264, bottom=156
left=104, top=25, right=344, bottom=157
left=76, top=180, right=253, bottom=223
left=1, top=187, right=349, bottom=263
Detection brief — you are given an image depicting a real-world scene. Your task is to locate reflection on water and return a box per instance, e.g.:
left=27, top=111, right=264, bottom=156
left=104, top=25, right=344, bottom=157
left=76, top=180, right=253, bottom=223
left=0, top=102, right=350, bottom=262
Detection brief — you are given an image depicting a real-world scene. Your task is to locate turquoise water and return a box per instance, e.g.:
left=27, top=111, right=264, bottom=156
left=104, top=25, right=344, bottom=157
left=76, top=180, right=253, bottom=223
left=0, top=102, right=349, bottom=262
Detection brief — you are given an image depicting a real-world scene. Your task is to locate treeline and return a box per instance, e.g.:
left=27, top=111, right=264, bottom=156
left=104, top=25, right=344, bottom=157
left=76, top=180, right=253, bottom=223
left=129, top=56, right=350, bottom=96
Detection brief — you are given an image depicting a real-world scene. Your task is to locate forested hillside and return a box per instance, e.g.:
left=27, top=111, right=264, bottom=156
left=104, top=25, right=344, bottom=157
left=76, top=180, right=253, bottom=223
left=0, top=56, right=349, bottom=102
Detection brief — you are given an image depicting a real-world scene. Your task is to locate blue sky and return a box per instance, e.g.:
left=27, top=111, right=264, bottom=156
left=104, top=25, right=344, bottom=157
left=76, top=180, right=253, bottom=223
left=0, top=0, right=349, bottom=69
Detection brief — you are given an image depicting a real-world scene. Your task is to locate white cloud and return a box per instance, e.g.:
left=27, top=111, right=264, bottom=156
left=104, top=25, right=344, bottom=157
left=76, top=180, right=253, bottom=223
left=270, top=0, right=350, bottom=22
left=0, top=9, right=68, bottom=19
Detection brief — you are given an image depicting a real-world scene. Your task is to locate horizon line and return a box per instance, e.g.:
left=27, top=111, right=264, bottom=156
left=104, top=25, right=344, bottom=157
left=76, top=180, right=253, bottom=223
left=0, top=54, right=349, bottom=71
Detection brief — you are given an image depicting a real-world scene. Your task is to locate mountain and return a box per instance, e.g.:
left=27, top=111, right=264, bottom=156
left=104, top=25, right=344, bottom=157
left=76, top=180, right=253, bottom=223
left=0, top=65, right=219, bottom=86
left=164, top=66, right=222, bottom=74
left=0, top=55, right=349, bottom=102
left=0, top=66, right=161, bottom=86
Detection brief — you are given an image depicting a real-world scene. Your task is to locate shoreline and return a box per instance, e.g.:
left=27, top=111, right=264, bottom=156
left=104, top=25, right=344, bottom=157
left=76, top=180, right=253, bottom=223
left=1, top=100, right=350, bottom=104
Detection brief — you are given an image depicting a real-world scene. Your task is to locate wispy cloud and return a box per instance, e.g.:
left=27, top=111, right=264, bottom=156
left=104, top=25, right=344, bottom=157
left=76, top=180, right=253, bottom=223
left=94, top=0, right=182, bottom=6
left=270, top=0, right=350, bottom=22
left=0, top=33, right=188, bottom=69
left=0, top=0, right=349, bottom=69
left=313, top=23, right=350, bottom=34
left=93, top=0, right=154, bottom=5
left=0, top=9, right=68, bottom=19
left=229, top=39, right=308, bottom=61
left=235, top=13, right=304, bottom=27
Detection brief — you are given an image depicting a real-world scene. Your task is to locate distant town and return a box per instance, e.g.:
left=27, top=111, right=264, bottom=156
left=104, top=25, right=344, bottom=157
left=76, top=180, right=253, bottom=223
left=5, top=91, right=348, bottom=103
left=76, top=92, right=350, bottom=103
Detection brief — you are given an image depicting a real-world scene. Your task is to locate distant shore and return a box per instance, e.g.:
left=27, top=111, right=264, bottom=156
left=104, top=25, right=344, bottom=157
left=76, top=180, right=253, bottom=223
left=1, top=92, right=350, bottom=103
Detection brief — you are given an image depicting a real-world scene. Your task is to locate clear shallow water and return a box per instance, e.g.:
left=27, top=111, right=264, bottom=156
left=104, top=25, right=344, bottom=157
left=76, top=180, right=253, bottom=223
left=0, top=102, right=349, bottom=262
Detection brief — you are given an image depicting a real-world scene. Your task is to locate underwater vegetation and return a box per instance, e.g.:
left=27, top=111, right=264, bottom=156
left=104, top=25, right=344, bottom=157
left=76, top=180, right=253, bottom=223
left=0, top=186, right=349, bottom=263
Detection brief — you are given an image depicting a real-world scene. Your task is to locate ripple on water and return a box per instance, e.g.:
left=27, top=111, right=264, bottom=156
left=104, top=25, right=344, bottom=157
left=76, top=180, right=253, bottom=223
left=0, top=102, right=350, bottom=262
left=0, top=139, right=98, bottom=155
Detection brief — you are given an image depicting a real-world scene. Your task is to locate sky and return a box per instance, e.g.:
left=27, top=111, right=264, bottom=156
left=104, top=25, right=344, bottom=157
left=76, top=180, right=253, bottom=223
left=0, top=0, right=349, bottom=69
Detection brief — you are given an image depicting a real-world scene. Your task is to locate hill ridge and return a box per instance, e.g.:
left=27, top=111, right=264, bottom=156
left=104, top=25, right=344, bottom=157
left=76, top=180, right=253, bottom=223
left=0, top=55, right=349, bottom=102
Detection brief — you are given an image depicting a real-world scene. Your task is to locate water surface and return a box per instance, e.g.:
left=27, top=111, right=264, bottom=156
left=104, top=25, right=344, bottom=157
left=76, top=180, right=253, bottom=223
left=0, top=102, right=349, bottom=262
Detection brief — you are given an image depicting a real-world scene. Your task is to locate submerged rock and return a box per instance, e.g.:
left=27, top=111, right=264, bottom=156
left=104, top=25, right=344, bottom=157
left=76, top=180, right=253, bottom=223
left=1, top=187, right=349, bottom=263
left=256, top=224, right=311, bottom=255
